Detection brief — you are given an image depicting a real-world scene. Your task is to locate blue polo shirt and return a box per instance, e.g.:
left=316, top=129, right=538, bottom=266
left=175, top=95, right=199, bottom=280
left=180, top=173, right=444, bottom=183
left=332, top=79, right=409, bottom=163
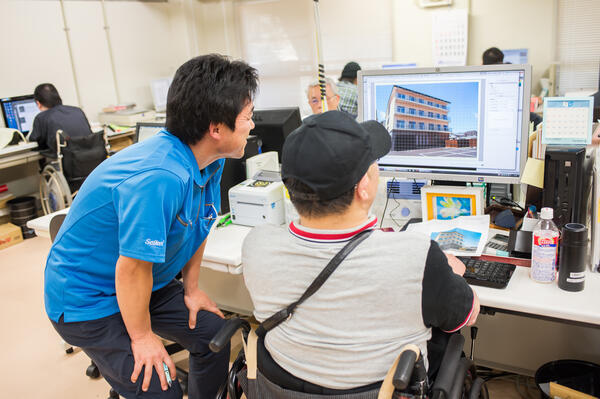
left=44, top=130, right=224, bottom=322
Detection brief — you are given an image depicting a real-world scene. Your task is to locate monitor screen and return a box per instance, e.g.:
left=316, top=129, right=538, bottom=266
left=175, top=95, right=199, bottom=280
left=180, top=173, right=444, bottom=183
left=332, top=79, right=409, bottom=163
left=0, top=95, right=40, bottom=134
left=358, top=64, right=531, bottom=184
left=135, top=122, right=164, bottom=143
left=502, top=48, right=528, bottom=65
left=251, top=107, right=302, bottom=161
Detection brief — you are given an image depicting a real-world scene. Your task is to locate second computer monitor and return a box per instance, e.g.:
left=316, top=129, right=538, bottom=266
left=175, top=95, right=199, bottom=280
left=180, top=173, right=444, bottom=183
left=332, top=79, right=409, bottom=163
left=134, top=122, right=164, bottom=143
left=0, top=95, right=40, bottom=134
left=251, top=107, right=302, bottom=161
left=358, top=64, right=531, bottom=184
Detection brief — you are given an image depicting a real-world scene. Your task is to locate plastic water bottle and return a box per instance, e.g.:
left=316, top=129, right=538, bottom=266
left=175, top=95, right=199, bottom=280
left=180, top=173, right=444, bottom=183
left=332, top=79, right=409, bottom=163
left=530, top=207, right=560, bottom=283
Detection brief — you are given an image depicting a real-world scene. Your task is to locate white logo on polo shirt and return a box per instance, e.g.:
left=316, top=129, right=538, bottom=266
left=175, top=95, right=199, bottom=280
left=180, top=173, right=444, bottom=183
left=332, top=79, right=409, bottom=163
left=145, top=239, right=164, bottom=247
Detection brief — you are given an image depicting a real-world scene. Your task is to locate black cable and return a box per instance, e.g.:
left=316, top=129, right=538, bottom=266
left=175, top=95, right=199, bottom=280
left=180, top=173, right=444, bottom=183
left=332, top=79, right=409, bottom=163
left=490, top=196, right=525, bottom=212
left=379, top=177, right=394, bottom=228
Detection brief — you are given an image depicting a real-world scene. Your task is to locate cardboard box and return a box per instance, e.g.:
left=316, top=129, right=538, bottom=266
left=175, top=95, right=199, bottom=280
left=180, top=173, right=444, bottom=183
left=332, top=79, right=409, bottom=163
left=0, top=223, right=23, bottom=251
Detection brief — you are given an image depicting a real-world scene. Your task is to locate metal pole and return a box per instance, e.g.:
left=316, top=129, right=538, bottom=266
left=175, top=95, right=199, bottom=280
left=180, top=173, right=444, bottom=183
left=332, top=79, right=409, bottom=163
left=101, top=0, right=121, bottom=104
left=313, top=0, right=327, bottom=112
left=59, top=0, right=82, bottom=107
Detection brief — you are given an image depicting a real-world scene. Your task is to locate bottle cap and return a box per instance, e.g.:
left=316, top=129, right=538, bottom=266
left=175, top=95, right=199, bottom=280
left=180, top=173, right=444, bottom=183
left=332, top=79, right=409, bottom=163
left=540, top=207, right=553, bottom=219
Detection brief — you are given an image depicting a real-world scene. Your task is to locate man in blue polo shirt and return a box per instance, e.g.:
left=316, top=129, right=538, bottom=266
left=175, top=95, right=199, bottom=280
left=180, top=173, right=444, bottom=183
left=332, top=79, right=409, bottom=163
left=44, top=54, right=258, bottom=399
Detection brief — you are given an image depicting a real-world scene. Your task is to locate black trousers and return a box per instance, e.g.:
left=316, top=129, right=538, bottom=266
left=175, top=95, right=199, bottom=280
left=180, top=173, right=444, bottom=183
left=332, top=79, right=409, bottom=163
left=51, top=280, right=230, bottom=399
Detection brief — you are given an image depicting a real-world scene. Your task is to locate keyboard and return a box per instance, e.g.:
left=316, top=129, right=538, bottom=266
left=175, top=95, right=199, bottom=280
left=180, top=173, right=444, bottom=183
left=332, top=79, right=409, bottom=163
left=457, top=256, right=516, bottom=289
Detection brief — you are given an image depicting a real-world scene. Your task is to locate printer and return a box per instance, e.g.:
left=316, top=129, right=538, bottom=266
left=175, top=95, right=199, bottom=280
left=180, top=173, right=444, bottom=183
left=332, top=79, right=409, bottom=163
left=228, top=177, right=285, bottom=227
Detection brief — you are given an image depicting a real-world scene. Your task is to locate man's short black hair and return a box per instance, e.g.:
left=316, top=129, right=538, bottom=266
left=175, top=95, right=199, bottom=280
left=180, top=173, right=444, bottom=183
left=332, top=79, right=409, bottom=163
left=34, top=83, right=62, bottom=108
left=482, top=47, right=504, bottom=65
left=284, top=177, right=355, bottom=218
left=166, top=54, right=259, bottom=145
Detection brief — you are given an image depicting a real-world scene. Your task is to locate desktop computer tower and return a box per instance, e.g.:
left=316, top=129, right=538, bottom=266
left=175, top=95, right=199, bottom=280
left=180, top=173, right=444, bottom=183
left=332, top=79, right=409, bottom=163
left=219, top=135, right=260, bottom=214
left=542, top=146, right=595, bottom=229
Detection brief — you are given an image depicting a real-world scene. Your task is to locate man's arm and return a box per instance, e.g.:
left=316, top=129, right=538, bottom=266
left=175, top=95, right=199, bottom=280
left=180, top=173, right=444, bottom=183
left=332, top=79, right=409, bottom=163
left=115, top=255, right=175, bottom=392
left=181, top=239, right=224, bottom=330
left=422, top=241, right=480, bottom=331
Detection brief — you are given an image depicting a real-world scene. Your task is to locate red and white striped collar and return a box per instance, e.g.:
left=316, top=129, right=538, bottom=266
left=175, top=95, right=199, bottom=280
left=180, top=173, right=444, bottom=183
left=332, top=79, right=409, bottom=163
left=288, top=216, right=378, bottom=243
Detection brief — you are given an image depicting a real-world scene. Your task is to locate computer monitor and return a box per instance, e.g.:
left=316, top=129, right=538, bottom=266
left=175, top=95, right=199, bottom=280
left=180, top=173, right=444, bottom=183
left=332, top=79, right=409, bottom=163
left=150, top=77, right=172, bottom=113
left=0, top=94, right=40, bottom=134
left=358, top=64, right=531, bottom=184
left=134, top=122, right=164, bottom=143
left=251, top=107, right=302, bottom=160
left=502, top=48, right=528, bottom=65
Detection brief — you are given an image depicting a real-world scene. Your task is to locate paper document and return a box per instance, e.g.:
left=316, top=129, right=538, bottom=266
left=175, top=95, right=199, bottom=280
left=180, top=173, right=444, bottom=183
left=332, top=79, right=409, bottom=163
left=407, top=215, right=490, bottom=256
left=521, top=158, right=544, bottom=188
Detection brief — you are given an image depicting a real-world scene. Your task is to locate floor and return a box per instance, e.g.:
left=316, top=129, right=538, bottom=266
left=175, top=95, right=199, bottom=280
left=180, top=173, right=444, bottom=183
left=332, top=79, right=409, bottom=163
left=1, top=236, right=538, bottom=398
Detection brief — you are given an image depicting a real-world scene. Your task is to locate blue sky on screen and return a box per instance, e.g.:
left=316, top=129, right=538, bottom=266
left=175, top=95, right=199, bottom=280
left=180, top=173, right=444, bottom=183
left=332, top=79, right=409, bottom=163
left=375, top=81, right=480, bottom=134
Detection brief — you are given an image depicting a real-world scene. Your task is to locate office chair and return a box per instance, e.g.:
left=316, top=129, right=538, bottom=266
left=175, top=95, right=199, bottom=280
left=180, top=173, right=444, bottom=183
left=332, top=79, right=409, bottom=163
left=210, top=317, right=487, bottom=399
left=40, top=129, right=109, bottom=214
left=48, top=214, right=190, bottom=399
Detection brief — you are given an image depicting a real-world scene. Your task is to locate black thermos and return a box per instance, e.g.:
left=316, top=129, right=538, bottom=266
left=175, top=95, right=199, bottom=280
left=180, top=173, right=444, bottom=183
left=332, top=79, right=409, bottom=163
left=558, top=223, right=588, bottom=292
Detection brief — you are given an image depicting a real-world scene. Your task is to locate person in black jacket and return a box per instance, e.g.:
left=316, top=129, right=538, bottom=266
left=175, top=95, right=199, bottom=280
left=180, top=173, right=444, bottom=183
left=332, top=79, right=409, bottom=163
left=29, top=83, right=92, bottom=153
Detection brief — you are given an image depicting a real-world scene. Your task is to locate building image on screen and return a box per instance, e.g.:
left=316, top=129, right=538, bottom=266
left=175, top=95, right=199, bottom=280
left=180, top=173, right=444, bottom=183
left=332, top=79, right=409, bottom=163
left=378, top=82, right=479, bottom=158
left=359, top=65, right=531, bottom=184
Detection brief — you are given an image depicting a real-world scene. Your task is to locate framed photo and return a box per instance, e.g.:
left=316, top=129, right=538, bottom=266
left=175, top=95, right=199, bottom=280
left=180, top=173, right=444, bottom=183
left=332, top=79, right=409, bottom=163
left=421, top=185, right=484, bottom=221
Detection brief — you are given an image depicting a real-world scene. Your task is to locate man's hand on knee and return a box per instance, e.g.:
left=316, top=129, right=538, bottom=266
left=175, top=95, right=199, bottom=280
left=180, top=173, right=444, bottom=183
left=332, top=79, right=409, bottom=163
left=184, top=288, right=225, bottom=329
left=130, top=332, right=176, bottom=392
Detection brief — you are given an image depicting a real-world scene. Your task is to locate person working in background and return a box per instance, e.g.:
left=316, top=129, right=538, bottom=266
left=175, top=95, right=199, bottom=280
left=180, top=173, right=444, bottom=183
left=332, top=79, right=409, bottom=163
left=482, top=47, right=504, bottom=65
left=337, top=61, right=361, bottom=118
left=307, top=77, right=340, bottom=115
left=28, top=83, right=92, bottom=153
left=243, top=110, right=479, bottom=391
left=482, top=47, right=542, bottom=129
left=44, top=54, right=259, bottom=399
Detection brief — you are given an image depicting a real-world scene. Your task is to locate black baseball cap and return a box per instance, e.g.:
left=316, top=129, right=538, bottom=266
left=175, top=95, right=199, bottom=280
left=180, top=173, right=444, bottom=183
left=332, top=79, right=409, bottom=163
left=281, top=111, right=391, bottom=201
left=340, top=62, right=361, bottom=80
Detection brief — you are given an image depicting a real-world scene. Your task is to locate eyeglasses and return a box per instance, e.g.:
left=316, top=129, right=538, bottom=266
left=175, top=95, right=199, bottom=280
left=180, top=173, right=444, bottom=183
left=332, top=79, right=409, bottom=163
left=310, top=96, right=338, bottom=104
left=202, top=203, right=219, bottom=221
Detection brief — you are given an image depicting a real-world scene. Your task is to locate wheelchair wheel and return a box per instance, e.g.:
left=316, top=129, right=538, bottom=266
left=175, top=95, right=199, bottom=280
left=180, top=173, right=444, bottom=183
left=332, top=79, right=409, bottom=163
left=40, top=164, right=72, bottom=214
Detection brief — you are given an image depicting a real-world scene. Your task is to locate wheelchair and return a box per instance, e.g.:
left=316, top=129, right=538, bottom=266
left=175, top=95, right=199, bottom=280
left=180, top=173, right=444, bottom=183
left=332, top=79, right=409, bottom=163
left=39, top=129, right=108, bottom=214
left=210, top=317, right=487, bottom=399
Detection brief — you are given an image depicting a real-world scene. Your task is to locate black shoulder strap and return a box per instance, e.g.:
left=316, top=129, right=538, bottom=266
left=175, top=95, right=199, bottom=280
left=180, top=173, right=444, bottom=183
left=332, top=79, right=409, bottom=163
left=255, top=229, right=374, bottom=338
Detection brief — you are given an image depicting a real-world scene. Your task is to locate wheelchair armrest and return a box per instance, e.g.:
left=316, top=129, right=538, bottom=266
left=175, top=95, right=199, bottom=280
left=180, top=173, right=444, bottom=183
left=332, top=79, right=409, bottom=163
left=392, top=346, right=419, bottom=390
left=447, top=357, right=472, bottom=399
left=209, top=317, right=250, bottom=353
left=431, top=333, right=465, bottom=399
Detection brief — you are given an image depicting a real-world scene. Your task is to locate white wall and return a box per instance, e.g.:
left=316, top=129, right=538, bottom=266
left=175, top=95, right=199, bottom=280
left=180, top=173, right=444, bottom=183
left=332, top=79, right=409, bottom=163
left=0, top=0, right=193, bottom=124
left=393, top=0, right=556, bottom=93
left=0, top=0, right=557, bottom=123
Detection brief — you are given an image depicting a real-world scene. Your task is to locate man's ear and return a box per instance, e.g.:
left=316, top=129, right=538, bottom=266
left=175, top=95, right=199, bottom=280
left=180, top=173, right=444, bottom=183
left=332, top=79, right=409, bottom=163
left=355, top=173, right=370, bottom=200
left=207, top=122, right=222, bottom=141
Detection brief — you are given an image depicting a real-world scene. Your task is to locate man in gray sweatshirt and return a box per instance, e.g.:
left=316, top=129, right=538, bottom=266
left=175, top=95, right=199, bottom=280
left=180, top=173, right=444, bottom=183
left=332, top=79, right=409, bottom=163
left=242, top=110, right=480, bottom=391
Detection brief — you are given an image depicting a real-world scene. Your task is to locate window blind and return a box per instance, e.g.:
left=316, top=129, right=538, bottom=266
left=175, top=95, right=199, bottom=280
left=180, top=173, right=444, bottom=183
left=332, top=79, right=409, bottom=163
left=557, top=0, right=600, bottom=94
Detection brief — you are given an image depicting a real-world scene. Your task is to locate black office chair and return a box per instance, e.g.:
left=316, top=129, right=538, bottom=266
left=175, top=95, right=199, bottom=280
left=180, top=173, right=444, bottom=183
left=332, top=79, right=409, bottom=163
left=48, top=214, right=190, bottom=399
left=210, top=317, right=487, bottom=399
left=40, top=129, right=108, bottom=214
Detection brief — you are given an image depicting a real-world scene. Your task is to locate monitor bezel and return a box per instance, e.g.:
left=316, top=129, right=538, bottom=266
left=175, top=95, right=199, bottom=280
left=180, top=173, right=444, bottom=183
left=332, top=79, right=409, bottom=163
left=0, top=94, right=36, bottom=133
left=357, top=64, right=532, bottom=185
left=134, top=122, right=164, bottom=143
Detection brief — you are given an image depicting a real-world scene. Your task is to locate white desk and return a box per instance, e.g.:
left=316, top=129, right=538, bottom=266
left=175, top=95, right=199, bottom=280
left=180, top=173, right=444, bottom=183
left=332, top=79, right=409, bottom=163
left=26, top=212, right=600, bottom=327
left=0, top=143, right=41, bottom=170
left=196, top=223, right=600, bottom=328
left=26, top=208, right=69, bottom=238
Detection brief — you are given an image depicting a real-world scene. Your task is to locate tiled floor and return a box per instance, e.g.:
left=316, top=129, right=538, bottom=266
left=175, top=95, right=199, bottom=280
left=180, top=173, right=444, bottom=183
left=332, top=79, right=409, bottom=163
left=1, top=236, right=533, bottom=398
